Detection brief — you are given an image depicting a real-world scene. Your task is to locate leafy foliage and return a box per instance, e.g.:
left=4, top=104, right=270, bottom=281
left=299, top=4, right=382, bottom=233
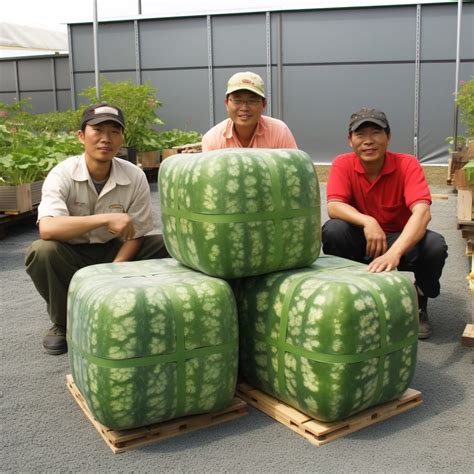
left=457, top=77, right=474, bottom=137
left=0, top=124, right=82, bottom=185
left=79, top=78, right=164, bottom=150
left=0, top=78, right=203, bottom=185
left=157, top=129, right=202, bottom=149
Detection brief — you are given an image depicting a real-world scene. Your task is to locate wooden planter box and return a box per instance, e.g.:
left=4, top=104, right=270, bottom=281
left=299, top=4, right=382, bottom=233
left=161, top=148, right=178, bottom=160
left=137, top=150, right=160, bottom=168
left=457, top=188, right=474, bottom=221
left=0, top=180, right=43, bottom=214
left=161, top=143, right=202, bottom=162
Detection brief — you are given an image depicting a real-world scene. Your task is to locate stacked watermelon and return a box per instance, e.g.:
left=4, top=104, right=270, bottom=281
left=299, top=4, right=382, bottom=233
left=68, top=148, right=417, bottom=429
left=233, top=255, right=418, bottom=422
left=67, top=258, right=238, bottom=430
left=159, top=148, right=321, bottom=278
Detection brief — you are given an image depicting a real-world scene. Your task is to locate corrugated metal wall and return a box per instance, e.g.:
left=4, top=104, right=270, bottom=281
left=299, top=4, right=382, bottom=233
left=0, top=55, right=71, bottom=112
left=0, top=3, right=473, bottom=163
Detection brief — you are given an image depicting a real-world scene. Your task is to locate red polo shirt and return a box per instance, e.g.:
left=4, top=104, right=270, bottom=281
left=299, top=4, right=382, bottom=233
left=326, top=151, right=431, bottom=233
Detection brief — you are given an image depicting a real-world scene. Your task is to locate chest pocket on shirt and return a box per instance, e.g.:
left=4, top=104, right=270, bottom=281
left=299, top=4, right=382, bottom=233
left=70, top=201, right=90, bottom=216
left=108, top=203, right=125, bottom=213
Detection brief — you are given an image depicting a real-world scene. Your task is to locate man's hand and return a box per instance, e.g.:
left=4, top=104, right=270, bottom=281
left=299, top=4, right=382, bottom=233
left=106, top=213, right=136, bottom=241
left=363, top=217, right=387, bottom=259
left=367, top=249, right=401, bottom=273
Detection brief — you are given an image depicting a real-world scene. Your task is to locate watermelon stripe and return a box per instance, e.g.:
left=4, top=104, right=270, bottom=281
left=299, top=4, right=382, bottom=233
left=172, top=160, right=191, bottom=268
left=68, top=340, right=236, bottom=368
left=260, top=154, right=283, bottom=270
left=367, top=287, right=389, bottom=406
left=274, top=263, right=365, bottom=394
left=262, top=334, right=417, bottom=364
left=277, top=275, right=302, bottom=395
left=166, top=286, right=186, bottom=416
left=161, top=207, right=317, bottom=223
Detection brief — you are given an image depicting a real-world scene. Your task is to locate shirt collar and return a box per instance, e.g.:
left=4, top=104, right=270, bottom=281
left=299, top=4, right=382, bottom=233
left=71, top=154, right=131, bottom=186
left=354, top=151, right=396, bottom=176
left=223, top=116, right=267, bottom=140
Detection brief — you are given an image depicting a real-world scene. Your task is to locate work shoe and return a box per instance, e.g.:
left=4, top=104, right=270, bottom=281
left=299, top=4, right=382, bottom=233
left=416, top=289, right=432, bottom=340
left=43, top=325, right=67, bottom=355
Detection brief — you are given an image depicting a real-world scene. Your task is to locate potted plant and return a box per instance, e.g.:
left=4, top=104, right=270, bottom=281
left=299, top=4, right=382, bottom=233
left=448, top=77, right=474, bottom=186
left=0, top=122, right=82, bottom=214
left=158, top=129, right=203, bottom=160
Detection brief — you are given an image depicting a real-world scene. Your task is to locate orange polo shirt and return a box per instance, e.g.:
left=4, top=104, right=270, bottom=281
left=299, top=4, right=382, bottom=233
left=201, top=116, right=298, bottom=151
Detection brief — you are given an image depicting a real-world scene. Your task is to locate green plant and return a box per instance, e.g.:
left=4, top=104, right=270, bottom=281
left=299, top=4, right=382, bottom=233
left=0, top=98, right=32, bottom=125
left=0, top=99, right=79, bottom=134
left=79, top=78, right=164, bottom=151
left=157, top=129, right=202, bottom=149
left=235, top=255, right=418, bottom=422
left=457, top=77, right=474, bottom=137
left=446, top=135, right=466, bottom=152
left=159, top=148, right=320, bottom=278
left=19, top=110, right=81, bottom=134
left=0, top=124, right=82, bottom=185
left=68, top=258, right=238, bottom=430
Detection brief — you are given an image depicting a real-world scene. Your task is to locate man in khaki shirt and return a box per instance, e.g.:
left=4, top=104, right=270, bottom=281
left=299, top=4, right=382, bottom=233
left=25, top=103, right=169, bottom=355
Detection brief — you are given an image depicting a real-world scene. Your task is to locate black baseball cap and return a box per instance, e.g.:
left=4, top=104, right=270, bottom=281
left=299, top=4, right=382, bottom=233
left=80, top=103, right=125, bottom=129
left=349, top=108, right=389, bottom=133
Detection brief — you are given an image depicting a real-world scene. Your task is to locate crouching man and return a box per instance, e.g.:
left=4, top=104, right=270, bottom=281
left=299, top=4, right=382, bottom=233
left=25, top=103, right=169, bottom=355
left=322, top=108, right=448, bottom=339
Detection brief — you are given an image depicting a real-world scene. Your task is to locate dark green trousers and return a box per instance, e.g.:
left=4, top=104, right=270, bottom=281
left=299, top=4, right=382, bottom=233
left=25, top=235, right=170, bottom=328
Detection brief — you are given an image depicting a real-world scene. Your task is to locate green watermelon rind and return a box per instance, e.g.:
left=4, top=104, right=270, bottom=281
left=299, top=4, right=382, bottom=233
left=235, top=255, right=418, bottom=422
left=67, top=258, right=239, bottom=430
left=159, top=148, right=321, bottom=278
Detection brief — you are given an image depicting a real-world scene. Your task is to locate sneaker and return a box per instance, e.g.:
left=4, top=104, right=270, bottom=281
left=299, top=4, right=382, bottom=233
left=416, top=288, right=432, bottom=340
left=43, top=325, right=67, bottom=355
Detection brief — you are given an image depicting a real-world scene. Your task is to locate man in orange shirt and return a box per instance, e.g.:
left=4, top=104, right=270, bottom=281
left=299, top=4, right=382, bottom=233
left=202, top=71, right=298, bottom=151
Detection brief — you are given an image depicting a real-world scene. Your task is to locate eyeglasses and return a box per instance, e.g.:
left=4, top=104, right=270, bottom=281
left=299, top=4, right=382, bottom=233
left=228, top=98, right=263, bottom=107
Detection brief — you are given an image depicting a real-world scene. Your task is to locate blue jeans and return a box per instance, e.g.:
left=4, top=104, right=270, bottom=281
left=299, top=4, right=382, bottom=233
left=321, top=219, right=448, bottom=298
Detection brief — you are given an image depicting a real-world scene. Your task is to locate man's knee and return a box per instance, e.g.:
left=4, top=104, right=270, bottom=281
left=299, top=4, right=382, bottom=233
left=25, top=239, right=63, bottom=269
left=322, top=219, right=352, bottom=241
left=136, top=234, right=170, bottom=260
left=423, top=231, right=448, bottom=262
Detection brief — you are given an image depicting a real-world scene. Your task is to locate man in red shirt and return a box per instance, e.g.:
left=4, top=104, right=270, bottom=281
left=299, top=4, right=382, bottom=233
left=322, top=108, right=448, bottom=339
left=201, top=71, right=298, bottom=151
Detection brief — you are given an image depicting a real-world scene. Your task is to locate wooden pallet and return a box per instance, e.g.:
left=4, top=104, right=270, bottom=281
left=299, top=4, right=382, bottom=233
left=461, top=324, right=474, bottom=348
left=457, top=220, right=474, bottom=240
left=236, top=383, right=422, bottom=446
left=66, top=375, right=248, bottom=454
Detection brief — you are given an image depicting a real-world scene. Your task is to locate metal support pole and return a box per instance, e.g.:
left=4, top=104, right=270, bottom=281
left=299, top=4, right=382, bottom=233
left=266, top=12, right=272, bottom=117
left=413, top=5, right=421, bottom=159
left=453, top=0, right=463, bottom=151
left=13, top=61, right=20, bottom=104
left=51, top=58, right=58, bottom=112
left=207, top=15, right=214, bottom=128
left=276, top=13, right=283, bottom=120
left=93, top=0, right=100, bottom=100
left=134, top=20, right=141, bottom=85
left=67, top=24, right=76, bottom=110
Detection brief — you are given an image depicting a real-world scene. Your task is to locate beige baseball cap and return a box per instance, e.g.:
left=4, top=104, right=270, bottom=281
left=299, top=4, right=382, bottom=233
left=226, top=71, right=266, bottom=98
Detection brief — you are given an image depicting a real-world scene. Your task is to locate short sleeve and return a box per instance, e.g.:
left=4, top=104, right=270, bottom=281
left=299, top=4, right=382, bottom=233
left=326, top=156, right=352, bottom=203
left=403, top=157, right=431, bottom=208
left=37, top=167, right=72, bottom=221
